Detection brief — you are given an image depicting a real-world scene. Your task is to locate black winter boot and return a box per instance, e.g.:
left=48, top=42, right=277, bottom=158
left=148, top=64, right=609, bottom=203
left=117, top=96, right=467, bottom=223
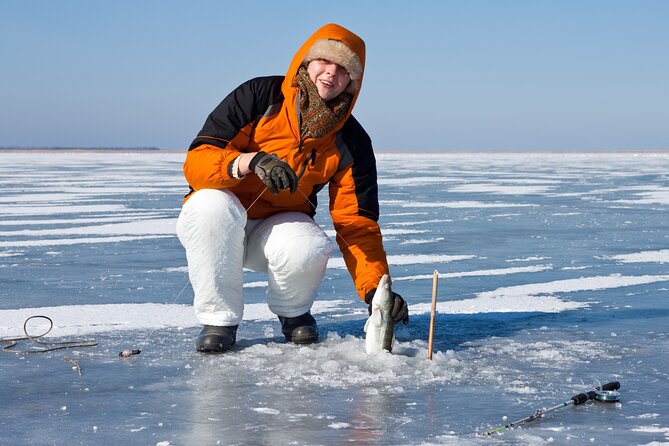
left=196, top=325, right=237, bottom=353
left=278, top=312, right=319, bottom=344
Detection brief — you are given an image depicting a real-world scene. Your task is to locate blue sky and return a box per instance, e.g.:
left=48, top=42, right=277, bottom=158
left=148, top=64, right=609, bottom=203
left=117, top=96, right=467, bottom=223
left=1, top=1, right=667, bottom=151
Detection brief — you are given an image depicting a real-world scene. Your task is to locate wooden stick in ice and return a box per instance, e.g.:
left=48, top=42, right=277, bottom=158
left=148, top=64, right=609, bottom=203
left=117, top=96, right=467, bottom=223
left=428, top=270, right=439, bottom=360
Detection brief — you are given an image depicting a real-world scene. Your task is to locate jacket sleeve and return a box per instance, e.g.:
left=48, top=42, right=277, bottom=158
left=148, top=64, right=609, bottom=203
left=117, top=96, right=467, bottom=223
left=329, top=117, right=389, bottom=299
left=183, top=76, right=284, bottom=190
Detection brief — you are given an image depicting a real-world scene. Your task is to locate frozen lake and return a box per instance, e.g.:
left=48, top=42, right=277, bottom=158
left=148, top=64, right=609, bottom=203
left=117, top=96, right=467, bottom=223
left=1, top=151, right=669, bottom=445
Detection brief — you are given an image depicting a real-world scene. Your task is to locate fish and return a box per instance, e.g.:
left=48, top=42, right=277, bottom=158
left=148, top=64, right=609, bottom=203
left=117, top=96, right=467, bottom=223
left=364, top=274, right=395, bottom=353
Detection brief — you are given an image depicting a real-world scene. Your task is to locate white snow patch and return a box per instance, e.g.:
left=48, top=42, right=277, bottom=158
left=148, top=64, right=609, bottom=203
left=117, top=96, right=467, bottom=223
left=385, top=219, right=453, bottom=227
left=400, top=238, right=445, bottom=245
left=393, top=265, right=553, bottom=282
left=327, top=254, right=476, bottom=269
left=378, top=176, right=458, bottom=186
left=382, top=211, right=429, bottom=217
left=607, top=250, right=669, bottom=264
left=380, top=199, right=537, bottom=209
left=0, top=252, right=23, bottom=258
left=9, top=274, right=657, bottom=338
left=489, top=213, right=522, bottom=218
left=506, top=256, right=551, bottom=263
left=381, top=228, right=429, bottom=235
left=0, top=193, right=91, bottom=203
left=449, top=184, right=556, bottom=195
left=611, top=187, right=669, bottom=205
left=628, top=414, right=661, bottom=420
left=0, top=218, right=177, bottom=237
left=413, top=294, right=584, bottom=314
left=411, top=274, right=669, bottom=314
left=0, top=213, right=168, bottom=226
left=0, top=300, right=351, bottom=337
left=632, top=426, right=669, bottom=434
left=242, top=281, right=269, bottom=288
left=632, top=425, right=669, bottom=445
left=0, top=204, right=128, bottom=216
left=8, top=272, right=650, bottom=338
left=251, top=408, right=281, bottom=415
left=476, top=274, right=669, bottom=301
left=504, top=385, right=536, bottom=394
left=387, top=254, right=476, bottom=266
left=324, top=228, right=427, bottom=237
left=0, top=235, right=171, bottom=248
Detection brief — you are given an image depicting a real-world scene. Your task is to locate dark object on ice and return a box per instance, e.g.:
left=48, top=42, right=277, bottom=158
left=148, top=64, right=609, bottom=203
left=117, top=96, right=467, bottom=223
left=278, top=312, right=319, bottom=344
left=1, top=315, right=98, bottom=354
left=118, top=349, right=141, bottom=357
left=479, top=381, right=621, bottom=436
left=196, top=325, right=238, bottom=353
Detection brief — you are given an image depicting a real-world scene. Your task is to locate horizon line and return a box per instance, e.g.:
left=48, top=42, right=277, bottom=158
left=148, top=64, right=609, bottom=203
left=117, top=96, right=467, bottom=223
left=2, top=147, right=669, bottom=154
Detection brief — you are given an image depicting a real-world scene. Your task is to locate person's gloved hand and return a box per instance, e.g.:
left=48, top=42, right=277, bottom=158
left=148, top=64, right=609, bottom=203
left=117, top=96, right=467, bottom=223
left=249, top=152, right=298, bottom=194
left=365, top=289, right=409, bottom=325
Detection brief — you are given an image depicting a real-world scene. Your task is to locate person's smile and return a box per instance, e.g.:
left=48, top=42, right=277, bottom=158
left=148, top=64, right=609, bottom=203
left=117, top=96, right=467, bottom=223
left=307, top=59, right=351, bottom=101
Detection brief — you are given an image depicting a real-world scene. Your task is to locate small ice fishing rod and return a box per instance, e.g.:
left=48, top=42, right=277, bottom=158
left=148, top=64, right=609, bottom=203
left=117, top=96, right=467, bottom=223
left=478, top=381, right=621, bottom=437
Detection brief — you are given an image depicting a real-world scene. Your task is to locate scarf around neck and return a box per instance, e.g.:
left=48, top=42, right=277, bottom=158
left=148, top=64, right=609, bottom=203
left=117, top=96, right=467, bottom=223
left=293, top=66, right=353, bottom=140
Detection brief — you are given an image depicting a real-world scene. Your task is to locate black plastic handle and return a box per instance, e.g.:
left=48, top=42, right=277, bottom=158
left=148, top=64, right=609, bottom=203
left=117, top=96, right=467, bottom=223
left=571, top=393, right=589, bottom=405
left=597, top=381, right=620, bottom=391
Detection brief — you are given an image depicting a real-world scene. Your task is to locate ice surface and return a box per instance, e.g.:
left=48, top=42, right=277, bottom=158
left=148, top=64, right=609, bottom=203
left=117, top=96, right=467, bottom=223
left=2, top=152, right=669, bottom=445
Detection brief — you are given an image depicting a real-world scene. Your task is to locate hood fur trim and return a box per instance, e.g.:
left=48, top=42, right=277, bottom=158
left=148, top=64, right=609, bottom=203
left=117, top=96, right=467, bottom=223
left=304, top=39, right=363, bottom=92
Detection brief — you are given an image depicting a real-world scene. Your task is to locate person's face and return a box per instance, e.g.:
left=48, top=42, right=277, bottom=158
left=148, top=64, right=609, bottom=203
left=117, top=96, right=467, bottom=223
left=306, top=59, right=351, bottom=101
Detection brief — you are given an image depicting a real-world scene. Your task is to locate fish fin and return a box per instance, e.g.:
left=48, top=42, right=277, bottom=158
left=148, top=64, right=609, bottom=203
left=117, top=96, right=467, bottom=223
left=364, top=310, right=382, bottom=333
left=369, top=308, right=383, bottom=327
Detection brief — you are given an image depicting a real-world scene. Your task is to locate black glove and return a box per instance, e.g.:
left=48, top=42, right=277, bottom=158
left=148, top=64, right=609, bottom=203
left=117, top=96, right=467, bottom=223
left=249, top=152, right=298, bottom=195
left=365, top=289, right=409, bottom=325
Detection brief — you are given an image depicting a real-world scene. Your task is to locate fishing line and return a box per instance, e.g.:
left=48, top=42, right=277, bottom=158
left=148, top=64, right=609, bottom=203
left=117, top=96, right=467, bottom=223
left=118, top=279, right=192, bottom=357
left=297, top=187, right=354, bottom=249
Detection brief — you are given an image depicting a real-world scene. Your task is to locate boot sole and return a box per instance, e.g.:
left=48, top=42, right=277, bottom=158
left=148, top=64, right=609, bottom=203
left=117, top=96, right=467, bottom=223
left=195, top=338, right=235, bottom=353
left=286, top=332, right=319, bottom=345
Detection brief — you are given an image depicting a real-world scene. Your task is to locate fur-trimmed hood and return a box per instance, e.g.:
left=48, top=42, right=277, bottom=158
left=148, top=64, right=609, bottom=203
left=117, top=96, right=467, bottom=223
left=281, top=24, right=366, bottom=133
left=303, top=38, right=363, bottom=93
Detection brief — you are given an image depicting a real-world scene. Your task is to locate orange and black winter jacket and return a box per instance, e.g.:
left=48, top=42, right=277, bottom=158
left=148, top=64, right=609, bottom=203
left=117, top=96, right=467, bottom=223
left=182, top=24, right=389, bottom=299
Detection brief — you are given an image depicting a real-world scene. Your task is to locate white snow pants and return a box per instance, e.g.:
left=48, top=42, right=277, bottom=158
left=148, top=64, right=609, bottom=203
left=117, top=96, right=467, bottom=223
left=176, top=189, right=333, bottom=327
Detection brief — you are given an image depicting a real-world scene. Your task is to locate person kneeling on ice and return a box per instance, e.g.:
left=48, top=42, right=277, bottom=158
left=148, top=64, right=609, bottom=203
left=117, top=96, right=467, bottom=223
left=177, top=24, right=409, bottom=353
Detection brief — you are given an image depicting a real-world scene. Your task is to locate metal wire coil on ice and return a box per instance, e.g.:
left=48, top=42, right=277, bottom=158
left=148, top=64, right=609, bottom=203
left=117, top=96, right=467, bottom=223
left=1, top=315, right=98, bottom=353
